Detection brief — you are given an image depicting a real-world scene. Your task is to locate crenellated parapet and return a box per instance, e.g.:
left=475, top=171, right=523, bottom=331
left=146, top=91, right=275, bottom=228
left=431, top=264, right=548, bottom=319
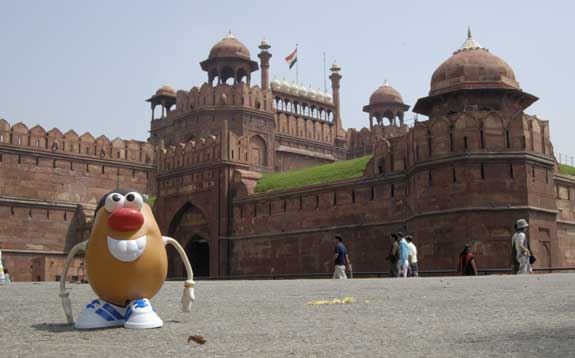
left=157, top=135, right=221, bottom=172
left=0, top=118, right=155, bottom=164
left=347, top=124, right=409, bottom=159
left=364, top=111, right=554, bottom=177
left=171, top=82, right=273, bottom=115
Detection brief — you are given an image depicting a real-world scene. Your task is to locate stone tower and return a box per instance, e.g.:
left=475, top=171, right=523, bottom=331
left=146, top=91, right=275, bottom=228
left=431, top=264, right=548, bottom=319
left=152, top=33, right=276, bottom=278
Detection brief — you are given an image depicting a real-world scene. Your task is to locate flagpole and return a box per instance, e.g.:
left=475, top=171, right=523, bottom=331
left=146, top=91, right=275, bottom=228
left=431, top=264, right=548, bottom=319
left=296, top=44, right=299, bottom=84
left=323, top=52, right=326, bottom=92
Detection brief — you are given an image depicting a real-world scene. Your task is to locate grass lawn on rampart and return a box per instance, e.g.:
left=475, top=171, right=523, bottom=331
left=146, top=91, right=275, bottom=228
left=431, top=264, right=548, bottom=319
left=255, top=155, right=372, bottom=193
left=559, top=164, right=575, bottom=176
left=255, top=157, right=575, bottom=193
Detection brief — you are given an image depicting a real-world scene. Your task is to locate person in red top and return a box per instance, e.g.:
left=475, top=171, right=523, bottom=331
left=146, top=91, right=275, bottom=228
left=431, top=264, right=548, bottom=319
left=458, top=245, right=478, bottom=276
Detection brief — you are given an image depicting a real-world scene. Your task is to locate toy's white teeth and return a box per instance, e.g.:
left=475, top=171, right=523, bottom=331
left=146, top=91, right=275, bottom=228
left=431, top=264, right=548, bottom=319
left=107, top=236, right=147, bottom=262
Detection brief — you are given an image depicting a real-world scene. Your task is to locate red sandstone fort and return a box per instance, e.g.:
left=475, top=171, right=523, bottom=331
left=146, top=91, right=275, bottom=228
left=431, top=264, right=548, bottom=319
left=1, top=31, right=574, bottom=281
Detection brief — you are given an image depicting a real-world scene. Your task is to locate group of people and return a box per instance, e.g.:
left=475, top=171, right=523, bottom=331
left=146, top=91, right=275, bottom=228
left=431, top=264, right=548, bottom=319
left=332, top=217, right=534, bottom=279
left=332, top=233, right=418, bottom=280
left=388, top=233, right=418, bottom=278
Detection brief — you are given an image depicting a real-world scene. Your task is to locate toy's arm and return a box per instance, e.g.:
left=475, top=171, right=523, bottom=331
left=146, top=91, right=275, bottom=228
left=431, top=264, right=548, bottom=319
left=59, top=240, right=88, bottom=324
left=163, top=236, right=195, bottom=312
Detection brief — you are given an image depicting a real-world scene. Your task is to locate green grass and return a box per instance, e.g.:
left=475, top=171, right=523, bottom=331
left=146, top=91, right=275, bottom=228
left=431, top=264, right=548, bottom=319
left=255, top=155, right=372, bottom=193
left=559, top=164, right=575, bottom=176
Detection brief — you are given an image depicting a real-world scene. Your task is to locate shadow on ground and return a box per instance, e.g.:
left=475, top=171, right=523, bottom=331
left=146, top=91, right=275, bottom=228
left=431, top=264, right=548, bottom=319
left=31, top=323, right=76, bottom=333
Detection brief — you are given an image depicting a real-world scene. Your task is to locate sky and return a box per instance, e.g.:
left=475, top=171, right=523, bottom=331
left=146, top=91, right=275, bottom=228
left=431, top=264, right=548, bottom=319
left=1, top=1, right=574, bottom=157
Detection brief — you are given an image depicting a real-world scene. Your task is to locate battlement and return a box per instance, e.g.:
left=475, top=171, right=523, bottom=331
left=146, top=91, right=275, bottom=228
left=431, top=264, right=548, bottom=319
left=346, top=125, right=409, bottom=158
left=158, top=135, right=221, bottom=172
left=363, top=111, right=555, bottom=177
left=171, top=82, right=273, bottom=116
left=0, top=118, right=155, bottom=165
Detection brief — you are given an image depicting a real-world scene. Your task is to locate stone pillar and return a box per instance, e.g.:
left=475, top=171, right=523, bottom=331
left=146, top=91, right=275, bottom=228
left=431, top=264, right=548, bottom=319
left=258, top=40, right=272, bottom=91
left=329, top=63, right=346, bottom=144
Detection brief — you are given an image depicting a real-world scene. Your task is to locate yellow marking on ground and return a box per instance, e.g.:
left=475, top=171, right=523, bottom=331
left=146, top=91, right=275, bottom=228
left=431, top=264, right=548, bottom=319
left=306, top=297, right=356, bottom=305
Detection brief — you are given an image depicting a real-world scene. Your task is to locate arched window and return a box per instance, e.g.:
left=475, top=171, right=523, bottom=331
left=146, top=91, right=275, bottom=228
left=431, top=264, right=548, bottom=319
left=220, top=66, right=235, bottom=85
left=249, top=135, right=267, bottom=167
left=236, top=68, right=248, bottom=84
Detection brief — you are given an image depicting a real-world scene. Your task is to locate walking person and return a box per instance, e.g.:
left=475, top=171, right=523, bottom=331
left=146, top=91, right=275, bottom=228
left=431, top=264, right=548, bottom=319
left=458, top=245, right=478, bottom=276
left=332, top=235, right=351, bottom=279
left=406, top=235, right=418, bottom=277
left=397, top=234, right=410, bottom=278
left=511, top=223, right=519, bottom=274
left=387, top=233, right=399, bottom=278
left=512, top=219, right=532, bottom=274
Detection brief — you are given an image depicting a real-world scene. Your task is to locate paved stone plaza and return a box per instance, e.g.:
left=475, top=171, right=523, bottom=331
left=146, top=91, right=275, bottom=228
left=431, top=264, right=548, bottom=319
left=1, top=274, right=574, bottom=357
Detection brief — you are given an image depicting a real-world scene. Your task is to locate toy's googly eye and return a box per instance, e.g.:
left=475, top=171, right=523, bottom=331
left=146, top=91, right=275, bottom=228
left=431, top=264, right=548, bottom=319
left=104, top=193, right=125, bottom=213
left=124, top=192, right=144, bottom=211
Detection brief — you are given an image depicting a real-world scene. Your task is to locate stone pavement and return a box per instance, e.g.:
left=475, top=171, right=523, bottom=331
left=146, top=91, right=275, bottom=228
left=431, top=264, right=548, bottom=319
left=1, top=274, right=575, bottom=358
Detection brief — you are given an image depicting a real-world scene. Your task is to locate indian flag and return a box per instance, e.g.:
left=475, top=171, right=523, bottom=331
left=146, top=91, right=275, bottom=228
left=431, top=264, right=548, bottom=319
left=285, top=48, right=297, bottom=69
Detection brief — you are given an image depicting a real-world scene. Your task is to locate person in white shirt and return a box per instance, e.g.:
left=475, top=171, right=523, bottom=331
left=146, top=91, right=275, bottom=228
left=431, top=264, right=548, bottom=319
left=511, top=219, right=531, bottom=274
left=397, top=235, right=410, bottom=278
left=406, top=236, right=418, bottom=277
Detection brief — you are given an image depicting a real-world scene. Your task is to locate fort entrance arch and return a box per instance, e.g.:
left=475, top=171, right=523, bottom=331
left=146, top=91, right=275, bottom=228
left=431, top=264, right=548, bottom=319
left=167, top=203, right=211, bottom=278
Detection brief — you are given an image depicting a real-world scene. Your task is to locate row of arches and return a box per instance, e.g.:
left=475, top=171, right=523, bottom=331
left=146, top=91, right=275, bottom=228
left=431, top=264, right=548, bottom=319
left=151, top=102, right=175, bottom=120
left=208, top=65, right=252, bottom=86
left=274, top=97, right=333, bottom=122
left=368, top=110, right=405, bottom=127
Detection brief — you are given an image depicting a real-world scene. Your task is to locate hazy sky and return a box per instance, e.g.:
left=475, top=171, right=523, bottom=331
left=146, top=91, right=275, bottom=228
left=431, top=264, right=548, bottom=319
left=1, top=1, right=574, bottom=157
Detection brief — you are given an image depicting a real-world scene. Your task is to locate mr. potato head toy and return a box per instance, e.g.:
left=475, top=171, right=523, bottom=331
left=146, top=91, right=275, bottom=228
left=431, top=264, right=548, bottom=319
left=59, top=189, right=195, bottom=329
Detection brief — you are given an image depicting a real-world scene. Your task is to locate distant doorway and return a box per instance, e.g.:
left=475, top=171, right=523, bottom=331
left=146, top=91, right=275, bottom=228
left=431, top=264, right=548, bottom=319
left=186, top=235, right=210, bottom=278
left=167, top=203, right=210, bottom=278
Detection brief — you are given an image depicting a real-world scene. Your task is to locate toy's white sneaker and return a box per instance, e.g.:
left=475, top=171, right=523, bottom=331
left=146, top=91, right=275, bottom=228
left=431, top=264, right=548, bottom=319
left=123, top=298, right=163, bottom=329
left=75, top=299, right=126, bottom=329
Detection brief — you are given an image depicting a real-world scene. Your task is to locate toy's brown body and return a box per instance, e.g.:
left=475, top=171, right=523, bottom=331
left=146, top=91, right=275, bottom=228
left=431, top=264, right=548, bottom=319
left=85, top=204, right=167, bottom=306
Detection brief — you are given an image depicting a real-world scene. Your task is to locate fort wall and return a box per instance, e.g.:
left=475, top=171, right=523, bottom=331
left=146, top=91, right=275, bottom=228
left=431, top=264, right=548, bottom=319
left=229, top=109, right=575, bottom=276
left=0, top=119, right=156, bottom=281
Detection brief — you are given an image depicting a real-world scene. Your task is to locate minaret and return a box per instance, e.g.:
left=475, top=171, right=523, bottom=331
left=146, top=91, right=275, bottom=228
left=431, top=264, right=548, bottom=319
left=258, top=39, right=272, bottom=90
left=329, top=63, right=346, bottom=143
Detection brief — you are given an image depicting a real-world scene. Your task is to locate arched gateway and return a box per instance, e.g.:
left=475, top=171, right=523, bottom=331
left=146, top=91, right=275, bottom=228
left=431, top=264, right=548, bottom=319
left=167, top=203, right=210, bottom=278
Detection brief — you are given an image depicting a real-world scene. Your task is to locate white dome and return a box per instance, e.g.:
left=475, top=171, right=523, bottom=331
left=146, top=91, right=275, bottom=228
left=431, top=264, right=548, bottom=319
left=278, top=80, right=289, bottom=92
left=297, top=84, right=308, bottom=97
left=270, top=79, right=280, bottom=90
left=311, top=89, right=322, bottom=101
left=288, top=82, right=299, bottom=95
left=307, top=86, right=316, bottom=100
left=324, top=92, right=333, bottom=103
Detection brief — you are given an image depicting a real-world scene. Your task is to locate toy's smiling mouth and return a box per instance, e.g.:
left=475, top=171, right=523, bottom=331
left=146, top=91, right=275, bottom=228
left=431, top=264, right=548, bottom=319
left=106, top=235, right=147, bottom=262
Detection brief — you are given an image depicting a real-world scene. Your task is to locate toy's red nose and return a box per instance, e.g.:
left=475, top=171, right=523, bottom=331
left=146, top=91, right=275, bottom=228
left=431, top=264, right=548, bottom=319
left=108, top=208, right=144, bottom=232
